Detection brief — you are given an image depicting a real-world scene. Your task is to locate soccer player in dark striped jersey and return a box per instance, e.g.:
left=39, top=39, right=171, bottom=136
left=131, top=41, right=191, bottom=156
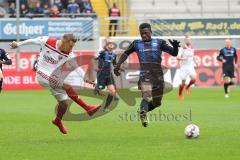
left=0, top=48, right=12, bottom=93
left=217, top=39, right=238, bottom=98
left=93, top=38, right=119, bottom=112
left=114, top=23, right=180, bottom=127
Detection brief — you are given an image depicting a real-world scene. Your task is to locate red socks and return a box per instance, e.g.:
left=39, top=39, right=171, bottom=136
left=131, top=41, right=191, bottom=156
left=56, top=104, right=68, bottom=120
left=66, top=87, right=92, bottom=111
left=187, top=80, right=195, bottom=89
left=179, top=84, right=184, bottom=95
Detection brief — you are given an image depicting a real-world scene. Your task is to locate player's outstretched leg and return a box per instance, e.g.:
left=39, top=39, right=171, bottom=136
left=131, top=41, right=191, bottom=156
left=178, top=81, right=185, bottom=100
left=52, top=101, right=69, bottom=134
left=103, top=85, right=119, bottom=112
left=185, top=78, right=196, bottom=95
left=63, top=84, right=101, bottom=116
left=139, top=99, right=149, bottom=127
left=139, top=82, right=152, bottom=127
left=148, top=86, right=163, bottom=112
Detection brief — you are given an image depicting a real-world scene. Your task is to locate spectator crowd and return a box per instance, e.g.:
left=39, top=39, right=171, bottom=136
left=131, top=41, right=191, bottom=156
left=0, top=0, right=94, bottom=18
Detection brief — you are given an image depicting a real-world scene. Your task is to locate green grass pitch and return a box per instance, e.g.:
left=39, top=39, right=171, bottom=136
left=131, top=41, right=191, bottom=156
left=0, top=88, right=239, bottom=160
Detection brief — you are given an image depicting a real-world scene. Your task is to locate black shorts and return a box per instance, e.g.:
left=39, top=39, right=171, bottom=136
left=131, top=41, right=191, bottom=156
left=96, top=72, right=115, bottom=90
left=138, top=72, right=164, bottom=89
left=223, top=66, right=235, bottom=78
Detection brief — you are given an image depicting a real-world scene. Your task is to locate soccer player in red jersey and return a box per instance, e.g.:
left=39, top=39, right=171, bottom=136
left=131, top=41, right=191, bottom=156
left=177, top=36, right=198, bottom=100
left=10, top=34, right=100, bottom=134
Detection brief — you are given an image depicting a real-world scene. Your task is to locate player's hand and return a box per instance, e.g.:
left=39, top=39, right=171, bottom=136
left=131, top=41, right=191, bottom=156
left=94, top=67, right=100, bottom=72
left=168, top=39, right=180, bottom=48
left=85, top=80, right=96, bottom=87
left=222, top=59, right=226, bottom=63
left=0, top=60, right=3, bottom=64
left=114, top=66, right=121, bottom=76
left=234, top=63, right=238, bottom=68
left=10, top=41, right=18, bottom=49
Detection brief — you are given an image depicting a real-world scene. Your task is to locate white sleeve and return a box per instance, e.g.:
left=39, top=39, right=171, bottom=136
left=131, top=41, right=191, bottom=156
left=67, top=53, right=79, bottom=68
left=17, top=36, right=48, bottom=47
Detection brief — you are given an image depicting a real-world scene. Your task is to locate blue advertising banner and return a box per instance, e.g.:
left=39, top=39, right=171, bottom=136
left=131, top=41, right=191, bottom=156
left=0, top=18, right=96, bottom=39
left=150, top=18, right=240, bottom=36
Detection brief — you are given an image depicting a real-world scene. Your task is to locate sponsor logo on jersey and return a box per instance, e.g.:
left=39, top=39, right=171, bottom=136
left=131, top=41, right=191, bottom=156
left=43, top=55, right=58, bottom=64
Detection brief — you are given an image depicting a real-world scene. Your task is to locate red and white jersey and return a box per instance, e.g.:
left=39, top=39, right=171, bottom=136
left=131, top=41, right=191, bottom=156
left=178, top=44, right=195, bottom=68
left=17, top=36, right=75, bottom=76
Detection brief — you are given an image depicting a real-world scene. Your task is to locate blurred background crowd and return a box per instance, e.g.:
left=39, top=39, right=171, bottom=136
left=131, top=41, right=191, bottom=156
left=0, top=0, right=95, bottom=18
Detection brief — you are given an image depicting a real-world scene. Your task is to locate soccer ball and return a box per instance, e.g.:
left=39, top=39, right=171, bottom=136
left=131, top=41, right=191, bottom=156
left=184, top=124, right=200, bottom=138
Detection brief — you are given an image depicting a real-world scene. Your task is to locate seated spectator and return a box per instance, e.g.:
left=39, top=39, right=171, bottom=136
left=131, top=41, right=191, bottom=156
left=50, top=5, right=60, bottom=18
left=34, top=2, right=43, bottom=14
left=60, top=0, right=68, bottom=11
left=76, top=0, right=84, bottom=13
left=83, top=0, right=92, bottom=13
left=43, top=3, right=50, bottom=16
left=67, top=0, right=80, bottom=13
left=27, top=0, right=39, bottom=8
left=8, top=2, right=15, bottom=17
left=0, top=5, right=6, bottom=18
left=54, top=0, right=63, bottom=12
left=20, top=4, right=28, bottom=17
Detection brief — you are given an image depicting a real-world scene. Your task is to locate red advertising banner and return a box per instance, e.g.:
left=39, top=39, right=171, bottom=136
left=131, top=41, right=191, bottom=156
left=2, top=50, right=240, bottom=90
left=2, top=51, right=94, bottom=90
left=129, top=50, right=240, bottom=87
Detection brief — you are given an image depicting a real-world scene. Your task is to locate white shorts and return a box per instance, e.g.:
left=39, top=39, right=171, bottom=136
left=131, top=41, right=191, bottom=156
left=36, top=71, right=69, bottom=101
left=179, top=67, right=196, bottom=81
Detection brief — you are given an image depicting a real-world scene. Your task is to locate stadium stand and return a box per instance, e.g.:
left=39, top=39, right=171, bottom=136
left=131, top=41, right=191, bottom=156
left=0, top=0, right=95, bottom=18
left=129, top=0, right=240, bottom=18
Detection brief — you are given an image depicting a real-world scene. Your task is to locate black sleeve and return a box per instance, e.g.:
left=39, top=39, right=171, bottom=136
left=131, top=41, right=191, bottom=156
left=115, top=41, right=136, bottom=68
left=98, top=51, right=104, bottom=59
left=234, top=48, right=238, bottom=64
left=217, top=49, right=224, bottom=62
left=1, top=49, right=12, bottom=65
left=124, top=40, right=136, bottom=56
left=161, top=40, right=178, bottom=57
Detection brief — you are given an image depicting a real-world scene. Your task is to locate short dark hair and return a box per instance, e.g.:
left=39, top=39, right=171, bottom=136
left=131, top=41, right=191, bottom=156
left=139, top=23, right=152, bottom=32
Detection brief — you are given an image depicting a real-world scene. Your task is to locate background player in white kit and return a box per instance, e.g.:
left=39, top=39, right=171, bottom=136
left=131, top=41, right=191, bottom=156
left=10, top=34, right=100, bottom=134
left=177, top=36, right=198, bottom=100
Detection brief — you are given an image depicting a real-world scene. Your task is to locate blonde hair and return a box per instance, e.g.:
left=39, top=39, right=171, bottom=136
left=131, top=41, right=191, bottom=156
left=63, top=33, right=77, bottom=43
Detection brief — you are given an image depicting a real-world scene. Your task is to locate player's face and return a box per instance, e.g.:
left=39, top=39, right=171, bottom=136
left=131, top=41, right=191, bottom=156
left=106, top=43, right=114, bottom=51
left=225, top=40, right=232, bottom=48
left=185, top=37, right=191, bottom=45
left=61, top=40, right=76, bottom=53
left=140, top=28, right=152, bottom=41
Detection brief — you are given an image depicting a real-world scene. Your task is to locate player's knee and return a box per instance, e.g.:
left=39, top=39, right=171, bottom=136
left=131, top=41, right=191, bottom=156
left=143, top=96, right=151, bottom=102
left=143, top=93, right=152, bottom=102
left=108, top=85, right=117, bottom=96
left=181, top=80, right=186, bottom=86
left=63, top=83, right=71, bottom=90
left=224, top=77, right=231, bottom=83
left=110, top=90, right=117, bottom=96
left=191, top=78, right=196, bottom=83
left=59, top=100, right=69, bottom=108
